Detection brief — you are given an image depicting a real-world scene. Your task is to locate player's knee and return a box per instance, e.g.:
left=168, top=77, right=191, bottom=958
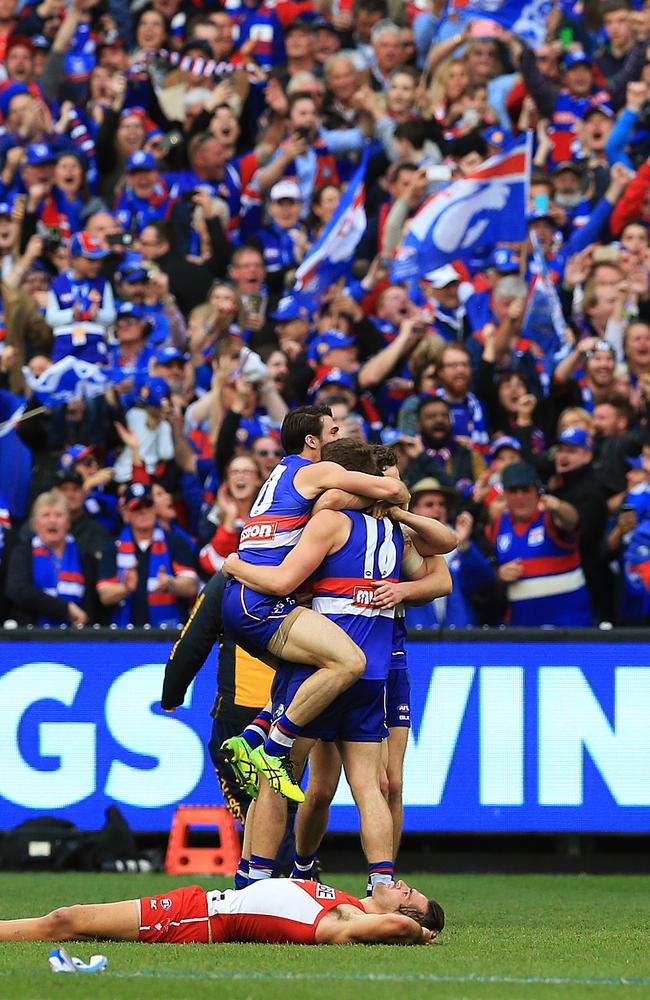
left=45, top=907, right=76, bottom=938
left=306, top=781, right=337, bottom=810
left=347, top=645, right=366, bottom=681
left=387, top=774, right=403, bottom=803
left=379, top=771, right=390, bottom=801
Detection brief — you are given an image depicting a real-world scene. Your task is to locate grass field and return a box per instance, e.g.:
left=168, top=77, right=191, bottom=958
left=1, top=871, right=649, bottom=1000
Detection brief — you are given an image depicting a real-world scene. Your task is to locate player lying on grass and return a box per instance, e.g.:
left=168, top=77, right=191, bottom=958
left=0, top=878, right=444, bottom=946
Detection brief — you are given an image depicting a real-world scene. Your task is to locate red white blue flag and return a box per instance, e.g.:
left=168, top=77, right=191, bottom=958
left=392, top=134, right=531, bottom=282
left=293, top=150, right=368, bottom=311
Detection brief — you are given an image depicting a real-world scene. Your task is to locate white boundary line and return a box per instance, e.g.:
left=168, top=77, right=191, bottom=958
left=2, top=970, right=649, bottom=986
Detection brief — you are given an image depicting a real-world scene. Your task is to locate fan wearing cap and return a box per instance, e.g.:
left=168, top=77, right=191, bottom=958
left=114, top=260, right=186, bottom=353
left=152, top=346, right=190, bottom=401
left=46, top=230, right=117, bottom=364
left=406, top=480, right=495, bottom=629
left=519, top=34, right=645, bottom=165
left=112, top=377, right=175, bottom=484
left=420, top=265, right=466, bottom=344
left=308, top=330, right=359, bottom=373
left=486, top=461, right=592, bottom=627
left=114, top=151, right=174, bottom=236
left=470, top=436, right=523, bottom=514
left=548, top=425, right=614, bottom=621
left=307, top=366, right=360, bottom=412
left=97, top=482, right=198, bottom=627
left=106, top=302, right=156, bottom=378
left=551, top=161, right=591, bottom=229
left=58, top=443, right=122, bottom=537
left=464, top=247, right=520, bottom=334
left=253, top=181, right=307, bottom=295
left=49, top=463, right=113, bottom=563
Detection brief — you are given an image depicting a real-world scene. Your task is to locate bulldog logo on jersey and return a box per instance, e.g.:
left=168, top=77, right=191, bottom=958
left=497, top=534, right=512, bottom=553
left=353, top=586, right=375, bottom=607
left=528, top=525, right=545, bottom=547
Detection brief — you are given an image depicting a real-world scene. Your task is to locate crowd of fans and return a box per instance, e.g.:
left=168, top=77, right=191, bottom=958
left=1, top=0, right=650, bottom=628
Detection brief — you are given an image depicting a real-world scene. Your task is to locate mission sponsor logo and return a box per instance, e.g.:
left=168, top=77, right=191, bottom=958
left=240, top=521, right=277, bottom=544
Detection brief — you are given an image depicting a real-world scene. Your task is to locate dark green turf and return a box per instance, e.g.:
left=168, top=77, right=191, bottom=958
left=0, top=872, right=649, bottom=1000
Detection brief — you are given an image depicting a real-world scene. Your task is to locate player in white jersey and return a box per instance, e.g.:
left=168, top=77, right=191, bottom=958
left=0, top=878, right=444, bottom=947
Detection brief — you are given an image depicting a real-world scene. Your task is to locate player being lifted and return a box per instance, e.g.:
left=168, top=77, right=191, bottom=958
left=219, top=405, right=412, bottom=801
left=0, top=878, right=444, bottom=947
left=225, top=439, right=455, bottom=890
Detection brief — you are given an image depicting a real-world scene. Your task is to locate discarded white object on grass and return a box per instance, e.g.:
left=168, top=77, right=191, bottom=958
left=49, top=947, right=108, bottom=973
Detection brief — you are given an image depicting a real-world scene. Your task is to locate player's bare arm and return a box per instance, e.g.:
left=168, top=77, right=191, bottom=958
left=316, top=909, right=432, bottom=946
left=373, top=554, right=452, bottom=610
left=390, top=507, right=458, bottom=555
left=296, top=461, right=410, bottom=505
left=224, top=510, right=348, bottom=596
left=312, top=488, right=377, bottom=514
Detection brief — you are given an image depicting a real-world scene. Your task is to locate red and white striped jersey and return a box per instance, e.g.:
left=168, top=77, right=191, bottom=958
left=206, top=879, right=364, bottom=944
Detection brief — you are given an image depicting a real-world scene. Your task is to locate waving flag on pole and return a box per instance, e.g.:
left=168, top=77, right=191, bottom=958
left=446, top=0, right=552, bottom=49
left=292, top=150, right=368, bottom=311
left=391, top=133, right=531, bottom=283
left=522, top=230, right=571, bottom=387
left=22, top=357, right=113, bottom=407
left=0, top=398, right=26, bottom=439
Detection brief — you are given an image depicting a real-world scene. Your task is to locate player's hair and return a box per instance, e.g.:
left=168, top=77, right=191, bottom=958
left=321, top=438, right=378, bottom=475
left=281, top=405, right=333, bottom=455
left=399, top=898, right=445, bottom=932
left=371, top=444, right=398, bottom=472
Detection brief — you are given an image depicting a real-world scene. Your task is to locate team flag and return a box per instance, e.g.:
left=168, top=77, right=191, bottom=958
left=522, top=231, right=571, bottom=374
left=22, top=357, right=112, bottom=406
left=445, top=0, right=553, bottom=49
left=392, top=134, right=531, bottom=282
left=292, top=150, right=369, bottom=311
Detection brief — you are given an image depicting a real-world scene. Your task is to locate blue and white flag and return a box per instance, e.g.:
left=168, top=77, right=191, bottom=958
left=293, top=150, right=368, bottom=311
left=522, top=231, right=571, bottom=383
left=392, top=135, right=531, bottom=283
left=0, top=398, right=26, bottom=439
left=446, top=0, right=552, bottom=49
left=22, top=357, right=111, bottom=407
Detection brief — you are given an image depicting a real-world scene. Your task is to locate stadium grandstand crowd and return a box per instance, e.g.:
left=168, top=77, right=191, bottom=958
left=0, top=0, right=649, bottom=632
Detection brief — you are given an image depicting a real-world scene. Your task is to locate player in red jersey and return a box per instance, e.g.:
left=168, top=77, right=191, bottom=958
left=0, top=878, right=443, bottom=946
